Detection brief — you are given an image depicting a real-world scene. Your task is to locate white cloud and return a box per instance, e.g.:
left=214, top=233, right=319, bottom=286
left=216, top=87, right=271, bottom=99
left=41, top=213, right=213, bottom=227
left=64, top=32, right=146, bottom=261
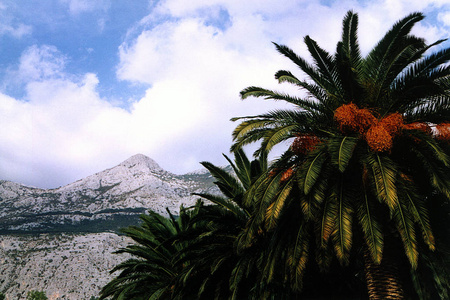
left=1, top=0, right=449, bottom=188
left=0, top=22, right=31, bottom=38
left=0, top=2, right=32, bottom=38
left=438, top=11, right=450, bottom=27
left=154, top=0, right=305, bottom=19
left=2, top=45, right=69, bottom=96
left=18, top=45, right=67, bottom=82
left=61, top=0, right=110, bottom=14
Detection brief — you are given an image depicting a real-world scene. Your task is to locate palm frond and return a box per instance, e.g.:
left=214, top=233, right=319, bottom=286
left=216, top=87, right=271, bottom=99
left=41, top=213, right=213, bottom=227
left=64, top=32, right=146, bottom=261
left=237, top=172, right=283, bottom=249
left=392, top=200, right=419, bottom=268
left=422, top=137, right=450, bottom=167
left=201, top=161, right=244, bottom=203
left=193, top=193, right=247, bottom=217
left=357, top=186, right=384, bottom=264
left=411, top=145, right=450, bottom=199
left=318, top=194, right=338, bottom=248
left=290, top=223, right=310, bottom=291
left=230, top=109, right=314, bottom=151
left=275, top=70, right=333, bottom=111
left=256, top=124, right=297, bottom=155
left=273, top=42, right=325, bottom=86
left=367, top=153, right=399, bottom=210
left=301, top=148, right=327, bottom=194
left=363, top=12, right=425, bottom=105
left=265, top=177, right=294, bottom=230
left=240, top=86, right=325, bottom=113
left=224, top=149, right=252, bottom=190
left=334, top=11, right=365, bottom=106
left=329, top=135, right=358, bottom=172
left=304, top=35, right=344, bottom=100
left=341, top=10, right=362, bottom=67
left=404, top=190, right=435, bottom=251
left=331, top=178, right=354, bottom=265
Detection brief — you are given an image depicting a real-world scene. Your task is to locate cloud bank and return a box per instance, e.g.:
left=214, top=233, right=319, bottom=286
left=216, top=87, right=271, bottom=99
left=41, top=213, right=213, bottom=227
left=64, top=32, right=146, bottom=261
left=0, top=0, right=449, bottom=188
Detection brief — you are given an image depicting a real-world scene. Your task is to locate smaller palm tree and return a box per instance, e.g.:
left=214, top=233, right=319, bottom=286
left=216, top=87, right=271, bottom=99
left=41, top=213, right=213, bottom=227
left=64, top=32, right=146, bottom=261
left=174, top=149, right=268, bottom=299
left=99, top=207, right=193, bottom=300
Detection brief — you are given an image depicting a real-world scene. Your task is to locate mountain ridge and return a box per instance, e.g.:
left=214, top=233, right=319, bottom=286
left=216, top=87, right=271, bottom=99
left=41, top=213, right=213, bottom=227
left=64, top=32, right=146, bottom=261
left=0, top=154, right=216, bottom=233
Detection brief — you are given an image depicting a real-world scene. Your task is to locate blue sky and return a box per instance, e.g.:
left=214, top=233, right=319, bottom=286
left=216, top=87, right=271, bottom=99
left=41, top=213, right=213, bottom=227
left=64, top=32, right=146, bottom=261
left=0, top=0, right=449, bottom=188
left=0, top=1, right=150, bottom=101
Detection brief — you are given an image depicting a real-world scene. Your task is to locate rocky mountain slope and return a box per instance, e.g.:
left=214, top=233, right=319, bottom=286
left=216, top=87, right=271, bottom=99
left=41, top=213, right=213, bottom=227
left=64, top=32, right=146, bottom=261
left=0, top=154, right=215, bottom=233
left=0, top=233, right=130, bottom=299
left=0, top=154, right=217, bottom=299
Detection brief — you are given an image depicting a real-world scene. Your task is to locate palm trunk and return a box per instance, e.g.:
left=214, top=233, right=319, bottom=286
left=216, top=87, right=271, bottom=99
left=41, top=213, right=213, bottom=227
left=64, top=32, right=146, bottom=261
left=364, top=247, right=404, bottom=299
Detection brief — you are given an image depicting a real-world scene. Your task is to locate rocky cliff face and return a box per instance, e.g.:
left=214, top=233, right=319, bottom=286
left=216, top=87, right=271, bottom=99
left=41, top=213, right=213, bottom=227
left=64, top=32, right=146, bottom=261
left=0, top=154, right=217, bottom=299
left=0, top=233, right=130, bottom=300
left=0, top=154, right=215, bottom=233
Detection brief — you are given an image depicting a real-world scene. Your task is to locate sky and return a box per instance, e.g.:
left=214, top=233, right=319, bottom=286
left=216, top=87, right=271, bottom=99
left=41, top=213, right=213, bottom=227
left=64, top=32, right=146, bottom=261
left=0, top=0, right=449, bottom=188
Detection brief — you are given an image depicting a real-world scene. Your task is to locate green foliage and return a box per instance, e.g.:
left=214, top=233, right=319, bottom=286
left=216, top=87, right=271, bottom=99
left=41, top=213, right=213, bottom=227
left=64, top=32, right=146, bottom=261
left=26, top=290, right=48, bottom=300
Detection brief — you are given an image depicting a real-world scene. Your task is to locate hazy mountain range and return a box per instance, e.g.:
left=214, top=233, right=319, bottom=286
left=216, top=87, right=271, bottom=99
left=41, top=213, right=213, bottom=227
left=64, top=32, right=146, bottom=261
left=0, top=154, right=217, bottom=299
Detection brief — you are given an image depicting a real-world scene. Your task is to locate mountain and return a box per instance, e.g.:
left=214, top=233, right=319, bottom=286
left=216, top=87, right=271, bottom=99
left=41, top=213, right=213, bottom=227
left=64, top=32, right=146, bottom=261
left=0, top=154, right=216, bottom=233
left=0, top=232, right=131, bottom=299
left=0, top=154, right=218, bottom=299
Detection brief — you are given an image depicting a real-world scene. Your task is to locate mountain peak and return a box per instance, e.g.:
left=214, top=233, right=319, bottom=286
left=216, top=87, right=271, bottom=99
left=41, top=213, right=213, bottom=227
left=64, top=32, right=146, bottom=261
left=119, top=154, right=163, bottom=172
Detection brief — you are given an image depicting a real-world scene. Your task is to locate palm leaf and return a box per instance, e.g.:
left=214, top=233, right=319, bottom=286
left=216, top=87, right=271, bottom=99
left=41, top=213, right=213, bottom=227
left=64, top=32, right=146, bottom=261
left=273, top=42, right=326, bottom=88
left=302, top=149, right=327, bottom=194
left=392, top=200, right=419, bottom=268
left=304, top=35, right=343, bottom=99
left=423, top=138, right=450, bottom=167
left=200, top=161, right=244, bottom=199
left=237, top=172, right=283, bottom=249
left=318, top=194, right=338, bottom=248
left=193, top=193, right=246, bottom=217
left=367, top=153, right=398, bottom=210
left=357, top=186, right=383, bottom=264
left=265, top=176, right=294, bottom=230
left=400, top=184, right=435, bottom=251
left=290, top=223, right=310, bottom=291
left=257, top=124, right=297, bottom=155
left=275, top=69, right=334, bottom=112
left=341, top=10, right=362, bottom=66
left=240, top=86, right=324, bottom=113
left=331, top=178, right=354, bottom=265
left=224, top=149, right=252, bottom=189
left=363, top=12, right=425, bottom=105
left=329, top=136, right=358, bottom=172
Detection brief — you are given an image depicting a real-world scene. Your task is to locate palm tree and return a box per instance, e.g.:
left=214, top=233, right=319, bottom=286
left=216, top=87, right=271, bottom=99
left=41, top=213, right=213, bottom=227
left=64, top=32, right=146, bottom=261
left=175, top=149, right=272, bottom=299
left=232, top=11, right=450, bottom=299
left=99, top=207, right=194, bottom=300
